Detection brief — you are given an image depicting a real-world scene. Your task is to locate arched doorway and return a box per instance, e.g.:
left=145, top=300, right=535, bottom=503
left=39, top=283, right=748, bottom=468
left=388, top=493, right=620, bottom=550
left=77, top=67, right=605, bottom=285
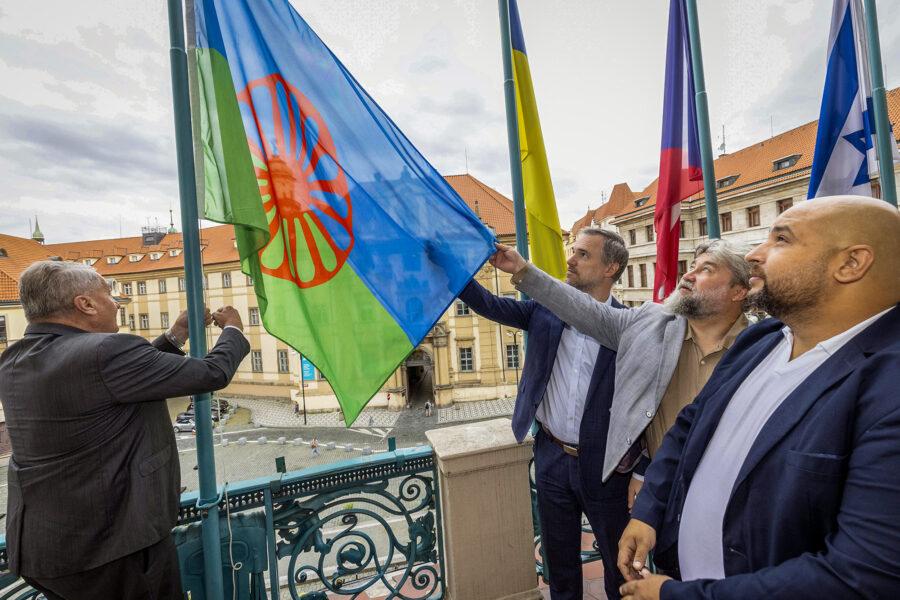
left=404, top=349, right=434, bottom=408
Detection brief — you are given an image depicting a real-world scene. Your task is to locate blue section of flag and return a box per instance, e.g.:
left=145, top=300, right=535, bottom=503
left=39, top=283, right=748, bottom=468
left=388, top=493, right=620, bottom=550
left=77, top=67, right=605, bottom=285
left=300, top=356, right=316, bottom=381
left=660, top=0, right=701, bottom=173
left=809, top=1, right=862, bottom=198
left=509, top=0, right=528, bottom=55
left=195, top=0, right=495, bottom=343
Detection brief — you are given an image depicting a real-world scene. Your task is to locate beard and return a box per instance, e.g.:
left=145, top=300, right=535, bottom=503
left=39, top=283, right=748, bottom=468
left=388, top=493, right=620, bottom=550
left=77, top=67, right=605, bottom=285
left=663, top=283, right=729, bottom=318
left=747, top=264, right=826, bottom=320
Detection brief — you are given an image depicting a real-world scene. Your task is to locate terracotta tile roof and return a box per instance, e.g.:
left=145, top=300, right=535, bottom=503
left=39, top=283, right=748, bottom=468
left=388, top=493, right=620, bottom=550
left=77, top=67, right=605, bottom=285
left=444, top=173, right=516, bottom=235
left=575, top=86, right=900, bottom=226
left=0, top=174, right=516, bottom=300
left=0, top=234, right=60, bottom=301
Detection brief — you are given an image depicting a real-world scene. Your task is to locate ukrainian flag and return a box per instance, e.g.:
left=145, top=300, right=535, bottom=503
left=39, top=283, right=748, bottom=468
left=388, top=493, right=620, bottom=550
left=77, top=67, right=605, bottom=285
left=509, top=0, right=567, bottom=280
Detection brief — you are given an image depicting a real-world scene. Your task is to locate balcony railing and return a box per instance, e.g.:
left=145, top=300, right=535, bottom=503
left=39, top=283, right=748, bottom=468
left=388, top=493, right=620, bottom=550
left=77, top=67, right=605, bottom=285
left=0, top=445, right=445, bottom=600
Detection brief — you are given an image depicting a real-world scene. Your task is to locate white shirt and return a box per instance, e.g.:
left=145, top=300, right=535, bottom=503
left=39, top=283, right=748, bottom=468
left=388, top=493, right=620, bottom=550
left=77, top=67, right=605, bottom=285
left=535, top=295, right=610, bottom=445
left=678, top=308, right=891, bottom=581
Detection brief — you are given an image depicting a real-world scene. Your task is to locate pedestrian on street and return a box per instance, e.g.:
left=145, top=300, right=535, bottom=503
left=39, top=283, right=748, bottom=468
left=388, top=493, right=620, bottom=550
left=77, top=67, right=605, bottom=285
left=310, top=437, right=319, bottom=457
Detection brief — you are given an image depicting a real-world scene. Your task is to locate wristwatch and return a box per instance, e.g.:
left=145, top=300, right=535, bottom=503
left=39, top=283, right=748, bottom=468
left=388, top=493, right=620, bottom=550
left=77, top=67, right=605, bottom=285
left=164, top=329, right=186, bottom=350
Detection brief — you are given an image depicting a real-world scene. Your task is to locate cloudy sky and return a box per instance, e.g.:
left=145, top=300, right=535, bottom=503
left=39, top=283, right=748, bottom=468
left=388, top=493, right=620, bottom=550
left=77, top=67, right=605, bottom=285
left=1, top=1, right=898, bottom=243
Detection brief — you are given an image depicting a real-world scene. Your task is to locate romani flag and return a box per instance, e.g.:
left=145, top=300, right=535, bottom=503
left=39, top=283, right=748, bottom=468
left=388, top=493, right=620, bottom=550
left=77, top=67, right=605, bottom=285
left=654, top=0, right=704, bottom=302
left=508, top=0, right=567, bottom=280
left=190, top=0, right=494, bottom=424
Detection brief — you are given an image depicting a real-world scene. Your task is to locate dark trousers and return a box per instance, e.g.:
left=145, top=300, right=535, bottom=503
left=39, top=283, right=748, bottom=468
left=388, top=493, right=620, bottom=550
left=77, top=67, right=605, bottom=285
left=23, top=535, right=183, bottom=600
left=534, top=429, right=630, bottom=600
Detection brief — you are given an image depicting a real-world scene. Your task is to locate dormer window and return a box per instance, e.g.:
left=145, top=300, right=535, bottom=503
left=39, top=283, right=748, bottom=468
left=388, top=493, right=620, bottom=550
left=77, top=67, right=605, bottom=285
left=169, top=249, right=182, bottom=257
left=773, top=154, right=801, bottom=171
left=149, top=252, right=162, bottom=260
left=82, top=258, right=97, bottom=266
left=128, top=254, right=143, bottom=263
left=0, top=248, right=7, bottom=258
left=716, top=175, right=739, bottom=189
left=634, top=196, right=650, bottom=208
left=107, top=256, right=121, bottom=264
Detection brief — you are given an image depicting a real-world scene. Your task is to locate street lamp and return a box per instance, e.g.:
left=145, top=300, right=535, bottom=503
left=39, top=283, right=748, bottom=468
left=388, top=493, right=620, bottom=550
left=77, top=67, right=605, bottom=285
left=506, top=329, right=521, bottom=387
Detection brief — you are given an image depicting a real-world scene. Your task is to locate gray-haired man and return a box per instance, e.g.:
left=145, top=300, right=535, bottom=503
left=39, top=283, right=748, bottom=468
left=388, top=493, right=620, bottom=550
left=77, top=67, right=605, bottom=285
left=490, top=239, right=752, bottom=515
left=0, top=261, right=250, bottom=599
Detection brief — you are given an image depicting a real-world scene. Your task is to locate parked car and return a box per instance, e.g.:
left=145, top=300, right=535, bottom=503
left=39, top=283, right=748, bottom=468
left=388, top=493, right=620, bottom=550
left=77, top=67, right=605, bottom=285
left=173, top=417, right=196, bottom=433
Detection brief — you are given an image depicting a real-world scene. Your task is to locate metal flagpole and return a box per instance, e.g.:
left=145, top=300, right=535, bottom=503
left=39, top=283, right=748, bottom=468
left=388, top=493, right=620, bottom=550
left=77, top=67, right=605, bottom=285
left=498, top=0, right=530, bottom=264
left=862, top=0, right=898, bottom=207
left=166, top=0, right=225, bottom=596
left=684, top=0, right=722, bottom=238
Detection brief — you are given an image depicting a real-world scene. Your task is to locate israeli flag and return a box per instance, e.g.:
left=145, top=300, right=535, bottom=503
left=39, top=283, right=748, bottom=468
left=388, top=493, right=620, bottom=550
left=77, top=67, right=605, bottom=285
left=808, top=0, right=899, bottom=199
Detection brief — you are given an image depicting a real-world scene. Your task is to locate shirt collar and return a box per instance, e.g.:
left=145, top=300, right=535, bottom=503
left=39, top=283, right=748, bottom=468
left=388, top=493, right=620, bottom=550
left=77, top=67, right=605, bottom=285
left=685, top=314, right=749, bottom=352
left=781, top=305, right=895, bottom=358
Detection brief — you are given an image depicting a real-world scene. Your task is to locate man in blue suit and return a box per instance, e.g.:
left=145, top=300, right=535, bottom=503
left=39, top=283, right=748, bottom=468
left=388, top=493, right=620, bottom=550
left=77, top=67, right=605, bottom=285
left=460, top=227, right=642, bottom=600
left=618, top=196, right=900, bottom=599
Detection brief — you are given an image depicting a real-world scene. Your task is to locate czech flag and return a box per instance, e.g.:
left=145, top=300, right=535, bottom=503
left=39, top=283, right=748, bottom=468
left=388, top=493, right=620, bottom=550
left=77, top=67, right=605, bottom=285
left=654, top=0, right=704, bottom=302
left=190, top=0, right=494, bottom=424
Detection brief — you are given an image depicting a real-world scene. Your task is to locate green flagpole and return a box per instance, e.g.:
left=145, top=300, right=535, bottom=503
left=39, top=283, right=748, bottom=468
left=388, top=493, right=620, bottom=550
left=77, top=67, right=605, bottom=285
left=684, top=0, right=721, bottom=238
left=862, top=0, right=898, bottom=207
left=166, top=0, right=225, bottom=597
left=498, top=0, right=530, bottom=264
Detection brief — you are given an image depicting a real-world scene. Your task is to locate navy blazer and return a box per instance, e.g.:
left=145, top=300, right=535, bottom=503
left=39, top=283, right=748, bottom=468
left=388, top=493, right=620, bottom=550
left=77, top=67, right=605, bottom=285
left=459, top=280, right=635, bottom=499
left=632, top=305, right=900, bottom=599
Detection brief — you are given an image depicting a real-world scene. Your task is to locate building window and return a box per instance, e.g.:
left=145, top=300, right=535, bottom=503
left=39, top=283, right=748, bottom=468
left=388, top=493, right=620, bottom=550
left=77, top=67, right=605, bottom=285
left=747, top=206, right=760, bottom=228
left=169, top=249, right=181, bottom=257
left=128, top=254, right=142, bottom=263
left=128, top=314, right=135, bottom=330
left=871, top=181, right=881, bottom=199
left=678, top=260, right=688, bottom=280
left=720, top=212, right=732, bottom=232
left=455, top=300, right=471, bottom=316
left=122, top=282, right=132, bottom=295
left=0, top=315, right=6, bottom=342
left=626, top=265, right=634, bottom=288
left=246, top=275, right=254, bottom=286
left=634, top=196, right=650, bottom=208
left=139, top=314, right=149, bottom=329
left=249, top=307, right=260, bottom=326
left=699, top=218, right=708, bottom=236
left=639, top=264, right=647, bottom=288
left=137, top=281, right=147, bottom=295
left=645, top=224, right=655, bottom=242
left=679, top=220, right=686, bottom=239
left=107, top=256, right=120, bottom=264
left=160, top=312, right=169, bottom=328
left=158, top=279, right=167, bottom=294
left=772, top=154, right=801, bottom=171
left=222, top=272, right=231, bottom=288
left=119, top=307, right=126, bottom=326
left=251, top=351, right=263, bottom=372
left=458, top=347, right=473, bottom=372
left=716, top=175, right=739, bottom=189
left=629, top=229, right=636, bottom=245
left=277, top=349, right=290, bottom=373
left=776, top=198, right=793, bottom=214
left=506, top=344, right=520, bottom=369
left=178, top=277, right=185, bottom=291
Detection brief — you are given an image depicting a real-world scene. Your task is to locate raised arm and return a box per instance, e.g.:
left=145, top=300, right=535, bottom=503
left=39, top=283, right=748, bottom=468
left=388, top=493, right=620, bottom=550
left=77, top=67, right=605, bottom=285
left=512, top=263, right=634, bottom=349
left=458, top=279, right=534, bottom=330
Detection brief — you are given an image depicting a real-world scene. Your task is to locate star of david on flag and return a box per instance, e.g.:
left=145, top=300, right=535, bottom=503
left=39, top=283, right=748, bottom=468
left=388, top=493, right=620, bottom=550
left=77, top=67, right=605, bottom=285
left=808, top=0, right=899, bottom=199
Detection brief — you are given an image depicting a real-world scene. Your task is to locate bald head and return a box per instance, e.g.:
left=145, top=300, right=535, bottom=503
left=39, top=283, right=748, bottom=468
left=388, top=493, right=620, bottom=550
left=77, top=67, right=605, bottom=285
left=746, top=195, right=899, bottom=323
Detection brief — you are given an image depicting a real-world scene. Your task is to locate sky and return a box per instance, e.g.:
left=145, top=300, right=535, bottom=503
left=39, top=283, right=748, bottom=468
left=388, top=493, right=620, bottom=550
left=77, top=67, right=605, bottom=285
left=1, top=1, right=898, bottom=243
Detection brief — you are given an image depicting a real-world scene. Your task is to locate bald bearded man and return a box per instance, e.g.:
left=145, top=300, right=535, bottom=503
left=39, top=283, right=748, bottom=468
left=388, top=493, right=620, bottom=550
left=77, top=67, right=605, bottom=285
left=618, top=196, right=900, bottom=600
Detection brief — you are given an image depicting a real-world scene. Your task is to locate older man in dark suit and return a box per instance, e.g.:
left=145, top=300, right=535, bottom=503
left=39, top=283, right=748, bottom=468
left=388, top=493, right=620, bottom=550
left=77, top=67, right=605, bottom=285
left=0, top=260, right=250, bottom=599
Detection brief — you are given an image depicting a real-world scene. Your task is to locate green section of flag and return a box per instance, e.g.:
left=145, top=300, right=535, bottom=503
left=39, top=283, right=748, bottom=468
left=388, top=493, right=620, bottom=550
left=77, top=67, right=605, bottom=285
left=193, top=47, right=413, bottom=425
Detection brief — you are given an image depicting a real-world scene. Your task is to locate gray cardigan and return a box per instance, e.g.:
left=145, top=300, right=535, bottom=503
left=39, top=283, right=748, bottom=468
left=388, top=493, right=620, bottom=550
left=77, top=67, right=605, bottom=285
left=514, top=265, right=688, bottom=481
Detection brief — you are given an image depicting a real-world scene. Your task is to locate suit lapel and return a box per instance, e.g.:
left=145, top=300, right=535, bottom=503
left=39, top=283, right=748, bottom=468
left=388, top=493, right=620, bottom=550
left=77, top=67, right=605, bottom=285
left=731, top=305, right=900, bottom=490
left=681, top=331, right=783, bottom=482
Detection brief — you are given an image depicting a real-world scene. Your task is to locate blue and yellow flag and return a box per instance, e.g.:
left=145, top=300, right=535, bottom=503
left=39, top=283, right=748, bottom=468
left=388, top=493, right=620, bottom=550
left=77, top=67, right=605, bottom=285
left=509, top=0, right=567, bottom=279
left=191, top=0, right=494, bottom=424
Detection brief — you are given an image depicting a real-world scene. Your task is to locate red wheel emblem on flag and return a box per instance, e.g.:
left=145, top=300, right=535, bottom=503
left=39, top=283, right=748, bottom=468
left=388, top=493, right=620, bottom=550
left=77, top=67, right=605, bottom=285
left=238, top=73, right=353, bottom=289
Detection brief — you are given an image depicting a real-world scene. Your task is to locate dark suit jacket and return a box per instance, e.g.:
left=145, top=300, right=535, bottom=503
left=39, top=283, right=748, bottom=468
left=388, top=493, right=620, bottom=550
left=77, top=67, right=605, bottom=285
left=459, top=281, right=641, bottom=499
left=0, top=323, right=250, bottom=578
left=632, top=305, right=900, bottom=599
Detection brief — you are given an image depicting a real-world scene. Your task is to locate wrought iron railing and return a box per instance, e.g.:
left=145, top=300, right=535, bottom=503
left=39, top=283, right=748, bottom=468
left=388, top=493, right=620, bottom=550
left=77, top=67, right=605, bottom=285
left=0, top=445, right=445, bottom=600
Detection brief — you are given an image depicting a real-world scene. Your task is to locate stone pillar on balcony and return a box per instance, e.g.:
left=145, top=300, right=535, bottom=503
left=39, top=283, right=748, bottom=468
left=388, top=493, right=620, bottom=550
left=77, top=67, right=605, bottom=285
left=426, top=418, right=541, bottom=600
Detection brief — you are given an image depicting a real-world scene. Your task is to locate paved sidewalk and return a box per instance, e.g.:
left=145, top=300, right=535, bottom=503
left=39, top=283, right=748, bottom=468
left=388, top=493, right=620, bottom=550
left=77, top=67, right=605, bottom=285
left=234, top=397, right=401, bottom=428
left=437, top=397, right=515, bottom=423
